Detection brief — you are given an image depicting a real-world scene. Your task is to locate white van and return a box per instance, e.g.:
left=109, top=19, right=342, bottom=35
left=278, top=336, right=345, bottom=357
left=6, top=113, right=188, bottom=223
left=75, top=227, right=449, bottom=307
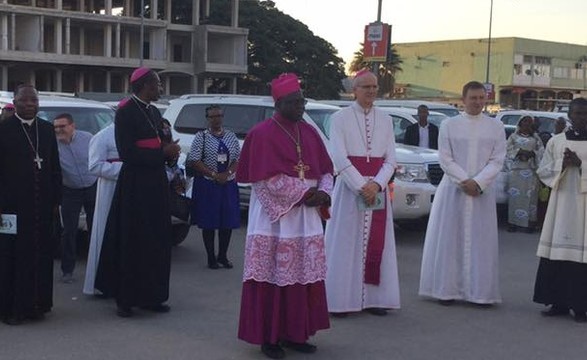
left=164, top=95, right=444, bottom=221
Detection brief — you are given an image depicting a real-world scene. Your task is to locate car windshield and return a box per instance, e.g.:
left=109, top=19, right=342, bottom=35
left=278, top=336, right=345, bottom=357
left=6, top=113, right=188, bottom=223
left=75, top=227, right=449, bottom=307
left=430, top=107, right=460, bottom=117
left=38, top=106, right=114, bottom=135
left=411, top=113, right=448, bottom=127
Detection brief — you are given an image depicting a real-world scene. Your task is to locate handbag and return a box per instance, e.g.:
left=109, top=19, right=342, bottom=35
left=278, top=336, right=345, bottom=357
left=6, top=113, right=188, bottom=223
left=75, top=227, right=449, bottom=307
left=169, top=189, right=191, bottom=222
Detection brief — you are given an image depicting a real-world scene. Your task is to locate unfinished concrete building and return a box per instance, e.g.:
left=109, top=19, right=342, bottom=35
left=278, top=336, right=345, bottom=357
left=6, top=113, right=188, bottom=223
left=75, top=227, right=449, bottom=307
left=0, top=0, right=248, bottom=95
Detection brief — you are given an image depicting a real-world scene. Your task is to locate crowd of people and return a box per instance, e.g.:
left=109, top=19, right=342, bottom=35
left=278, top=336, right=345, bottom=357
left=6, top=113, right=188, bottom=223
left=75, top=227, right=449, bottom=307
left=0, top=67, right=586, bottom=360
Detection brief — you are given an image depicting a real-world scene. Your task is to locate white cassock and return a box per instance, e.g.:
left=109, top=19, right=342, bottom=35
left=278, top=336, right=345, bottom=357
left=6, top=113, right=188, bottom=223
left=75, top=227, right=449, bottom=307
left=324, top=102, right=400, bottom=312
left=536, top=133, right=587, bottom=262
left=82, top=125, right=121, bottom=295
left=419, top=113, right=506, bottom=304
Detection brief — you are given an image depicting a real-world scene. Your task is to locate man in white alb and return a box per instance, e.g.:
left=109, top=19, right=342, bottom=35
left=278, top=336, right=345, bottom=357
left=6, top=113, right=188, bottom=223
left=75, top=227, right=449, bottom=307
left=324, top=69, right=400, bottom=317
left=419, top=81, right=506, bottom=306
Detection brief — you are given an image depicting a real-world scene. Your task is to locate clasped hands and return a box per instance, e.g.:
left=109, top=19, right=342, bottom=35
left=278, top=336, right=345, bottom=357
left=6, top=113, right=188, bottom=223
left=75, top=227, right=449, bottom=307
left=516, top=149, right=535, bottom=162
left=162, top=139, right=181, bottom=162
left=302, top=187, right=330, bottom=207
left=460, top=178, right=482, bottom=197
left=563, top=147, right=582, bottom=169
left=360, top=180, right=381, bottom=206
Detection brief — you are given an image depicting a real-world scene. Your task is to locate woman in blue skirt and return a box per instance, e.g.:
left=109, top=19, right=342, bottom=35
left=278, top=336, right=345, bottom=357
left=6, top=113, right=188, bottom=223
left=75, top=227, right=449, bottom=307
left=187, top=105, right=241, bottom=269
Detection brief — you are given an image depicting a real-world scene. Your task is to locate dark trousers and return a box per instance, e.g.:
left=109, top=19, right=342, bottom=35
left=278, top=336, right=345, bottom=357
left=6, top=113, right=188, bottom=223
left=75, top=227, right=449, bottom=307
left=60, top=184, right=97, bottom=275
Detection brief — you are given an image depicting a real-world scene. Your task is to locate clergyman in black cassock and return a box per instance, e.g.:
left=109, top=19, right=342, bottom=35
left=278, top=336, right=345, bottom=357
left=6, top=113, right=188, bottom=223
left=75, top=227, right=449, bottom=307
left=0, top=85, right=62, bottom=325
left=95, top=68, right=180, bottom=317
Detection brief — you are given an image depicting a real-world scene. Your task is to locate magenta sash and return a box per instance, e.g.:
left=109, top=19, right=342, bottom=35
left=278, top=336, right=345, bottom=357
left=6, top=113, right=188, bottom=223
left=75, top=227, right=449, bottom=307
left=348, top=156, right=386, bottom=286
left=135, top=137, right=161, bottom=149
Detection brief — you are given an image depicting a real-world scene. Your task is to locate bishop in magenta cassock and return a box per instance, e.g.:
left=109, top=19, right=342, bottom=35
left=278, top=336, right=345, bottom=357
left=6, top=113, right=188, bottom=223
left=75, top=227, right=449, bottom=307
left=237, top=73, right=334, bottom=359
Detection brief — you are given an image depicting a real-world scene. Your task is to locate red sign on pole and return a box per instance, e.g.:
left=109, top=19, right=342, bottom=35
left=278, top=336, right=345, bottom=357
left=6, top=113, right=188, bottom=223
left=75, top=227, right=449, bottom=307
left=363, top=22, right=391, bottom=62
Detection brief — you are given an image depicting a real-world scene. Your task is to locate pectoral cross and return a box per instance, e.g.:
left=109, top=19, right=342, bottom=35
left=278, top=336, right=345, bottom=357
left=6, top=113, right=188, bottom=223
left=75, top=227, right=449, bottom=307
left=34, top=154, right=43, bottom=169
left=294, top=160, right=310, bottom=180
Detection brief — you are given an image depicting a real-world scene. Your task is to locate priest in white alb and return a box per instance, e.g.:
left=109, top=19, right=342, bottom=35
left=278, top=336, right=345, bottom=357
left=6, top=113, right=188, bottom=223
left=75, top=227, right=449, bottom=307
left=533, top=97, right=587, bottom=323
left=419, top=81, right=506, bottom=306
left=83, top=122, right=121, bottom=295
left=324, top=69, right=400, bottom=317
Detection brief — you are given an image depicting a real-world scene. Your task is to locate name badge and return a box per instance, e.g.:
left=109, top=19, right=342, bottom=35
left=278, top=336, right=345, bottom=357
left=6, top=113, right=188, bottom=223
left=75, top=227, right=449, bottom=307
left=217, top=153, right=228, bottom=163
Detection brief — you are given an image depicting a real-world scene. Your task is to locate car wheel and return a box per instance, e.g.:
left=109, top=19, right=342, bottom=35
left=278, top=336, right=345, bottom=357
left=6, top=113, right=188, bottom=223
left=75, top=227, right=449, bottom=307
left=171, top=223, right=191, bottom=246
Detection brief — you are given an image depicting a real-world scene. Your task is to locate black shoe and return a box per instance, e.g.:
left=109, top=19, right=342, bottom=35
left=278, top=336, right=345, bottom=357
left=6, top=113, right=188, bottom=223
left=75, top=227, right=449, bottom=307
left=541, top=305, right=569, bottom=317
left=217, top=258, right=234, bottom=269
left=281, top=340, right=317, bottom=353
left=208, top=262, right=220, bottom=269
left=573, top=310, right=587, bottom=323
left=140, top=304, right=171, bottom=313
left=261, top=343, right=285, bottom=359
left=438, top=299, right=455, bottom=306
left=116, top=306, right=133, bottom=318
left=365, top=307, right=388, bottom=316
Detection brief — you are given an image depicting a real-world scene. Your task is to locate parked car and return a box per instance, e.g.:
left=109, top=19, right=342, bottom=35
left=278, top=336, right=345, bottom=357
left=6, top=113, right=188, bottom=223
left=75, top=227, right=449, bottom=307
left=374, top=100, right=461, bottom=118
left=164, top=95, right=444, bottom=221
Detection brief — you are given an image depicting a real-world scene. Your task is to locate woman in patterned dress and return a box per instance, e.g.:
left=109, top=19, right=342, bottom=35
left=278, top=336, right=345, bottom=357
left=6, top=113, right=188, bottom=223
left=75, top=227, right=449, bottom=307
left=505, top=115, right=544, bottom=232
left=187, top=105, right=241, bottom=269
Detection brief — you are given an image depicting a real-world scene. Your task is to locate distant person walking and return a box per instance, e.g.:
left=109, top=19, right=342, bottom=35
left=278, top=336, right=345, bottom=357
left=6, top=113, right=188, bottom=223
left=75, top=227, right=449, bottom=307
left=533, top=97, right=587, bottom=323
left=403, top=104, right=439, bottom=149
left=505, top=115, right=544, bottom=233
left=419, top=81, right=506, bottom=306
left=54, top=113, right=97, bottom=284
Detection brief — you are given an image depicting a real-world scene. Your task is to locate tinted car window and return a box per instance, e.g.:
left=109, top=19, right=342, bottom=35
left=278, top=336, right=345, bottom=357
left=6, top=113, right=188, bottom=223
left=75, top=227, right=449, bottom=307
left=391, top=115, right=412, bottom=143
left=430, top=108, right=460, bottom=117
left=500, top=115, right=521, bottom=126
left=174, top=104, right=265, bottom=139
left=38, top=106, right=114, bottom=135
left=411, top=113, right=447, bottom=127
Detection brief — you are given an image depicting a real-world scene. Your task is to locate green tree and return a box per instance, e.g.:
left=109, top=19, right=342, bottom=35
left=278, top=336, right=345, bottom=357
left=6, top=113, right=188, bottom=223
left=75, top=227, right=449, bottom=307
left=349, top=43, right=403, bottom=98
left=209, top=0, right=346, bottom=99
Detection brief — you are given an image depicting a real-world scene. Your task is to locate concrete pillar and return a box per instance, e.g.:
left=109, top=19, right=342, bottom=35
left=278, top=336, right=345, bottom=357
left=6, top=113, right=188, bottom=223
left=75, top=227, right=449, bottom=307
left=1, top=66, right=8, bottom=90
left=115, top=22, right=121, bottom=57
left=123, top=75, right=129, bottom=93
left=166, top=0, right=171, bottom=21
left=165, top=75, right=170, bottom=94
left=105, top=0, right=112, bottom=15
left=31, top=0, right=36, bottom=6
left=29, top=71, right=36, bottom=88
left=44, top=74, right=51, bottom=90
left=106, top=71, right=111, bottom=93
left=204, top=0, right=209, bottom=17
left=124, top=31, right=130, bottom=58
left=55, top=69, right=62, bottom=92
left=89, top=0, right=94, bottom=13
left=55, top=19, right=62, bottom=54
left=1, top=14, right=8, bottom=51
left=231, top=0, right=238, bottom=27
left=124, top=0, right=130, bottom=17
left=79, top=28, right=85, bottom=55
left=152, top=0, right=158, bottom=19
left=65, top=18, right=70, bottom=54
left=10, top=13, right=14, bottom=50
left=77, top=72, right=84, bottom=93
left=192, top=75, right=198, bottom=94
left=80, top=0, right=85, bottom=12
left=104, top=24, right=112, bottom=57
left=39, top=16, right=44, bottom=52
left=194, top=0, right=200, bottom=25
left=230, top=76, right=237, bottom=94
left=56, top=0, right=62, bottom=10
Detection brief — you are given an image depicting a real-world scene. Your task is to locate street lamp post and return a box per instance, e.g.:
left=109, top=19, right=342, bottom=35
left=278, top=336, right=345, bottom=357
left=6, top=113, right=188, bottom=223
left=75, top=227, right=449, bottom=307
left=485, top=0, right=493, bottom=84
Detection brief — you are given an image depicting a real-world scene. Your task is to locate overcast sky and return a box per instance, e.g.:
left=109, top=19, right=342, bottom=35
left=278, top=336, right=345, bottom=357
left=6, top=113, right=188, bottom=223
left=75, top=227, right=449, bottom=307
left=270, top=0, right=587, bottom=68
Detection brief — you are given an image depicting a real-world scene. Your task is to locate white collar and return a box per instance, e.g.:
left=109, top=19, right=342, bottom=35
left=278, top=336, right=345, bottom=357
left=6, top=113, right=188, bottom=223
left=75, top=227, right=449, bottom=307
left=15, top=112, right=36, bottom=125
left=132, top=94, right=151, bottom=108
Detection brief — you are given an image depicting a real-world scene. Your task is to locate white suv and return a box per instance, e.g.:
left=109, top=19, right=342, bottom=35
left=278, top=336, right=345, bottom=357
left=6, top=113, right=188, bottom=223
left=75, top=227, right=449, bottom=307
left=164, top=95, right=444, bottom=221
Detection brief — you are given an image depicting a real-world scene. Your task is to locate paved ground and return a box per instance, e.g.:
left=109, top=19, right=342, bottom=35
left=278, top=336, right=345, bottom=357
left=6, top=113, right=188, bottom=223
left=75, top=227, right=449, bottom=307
left=1, top=216, right=586, bottom=360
